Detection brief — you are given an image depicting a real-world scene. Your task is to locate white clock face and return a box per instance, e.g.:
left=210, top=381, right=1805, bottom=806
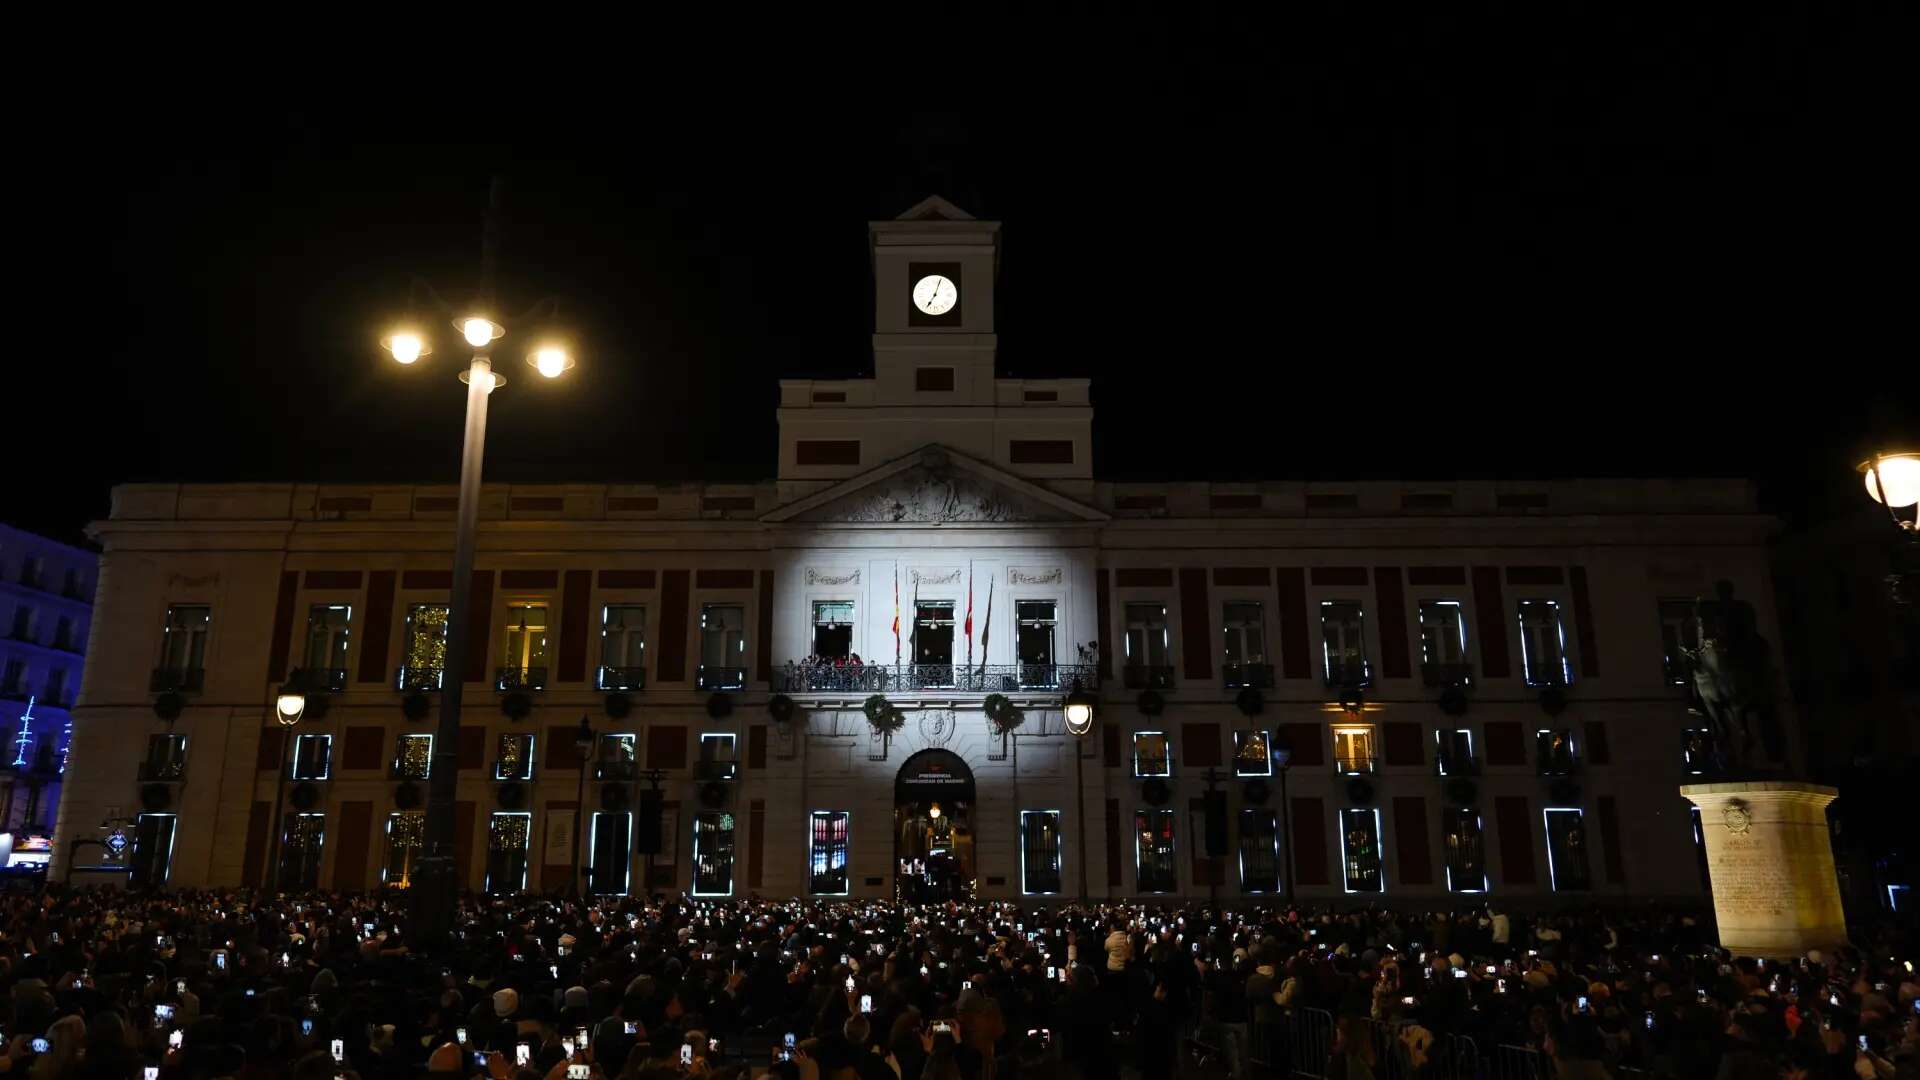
left=912, top=274, right=958, bottom=316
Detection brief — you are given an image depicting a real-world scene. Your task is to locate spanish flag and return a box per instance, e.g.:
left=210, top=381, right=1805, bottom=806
left=892, top=566, right=901, bottom=663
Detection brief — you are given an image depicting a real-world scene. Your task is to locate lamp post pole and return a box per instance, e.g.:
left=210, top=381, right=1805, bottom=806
left=1277, top=761, right=1293, bottom=905
left=571, top=716, right=594, bottom=897
left=1075, top=731, right=1088, bottom=904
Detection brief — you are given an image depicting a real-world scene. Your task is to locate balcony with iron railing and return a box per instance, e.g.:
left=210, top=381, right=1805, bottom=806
left=149, top=667, right=205, bottom=694
left=395, top=666, right=443, bottom=691
left=1433, top=749, right=1481, bottom=778
left=1324, top=657, right=1373, bottom=691
left=1535, top=733, right=1579, bottom=777
left=137, top=759, right=188, bottom=782
left=0, top=682, right=29, bottom=702
left=697, top=665, right=748, bottom=691
left=1523, top=667, right=1575, bottom=691
left=1422, top=661, right=1474, bottom=688
left=496, top=667, right=548, bottom=692
left=595, top=759, right=638, bottom=781
left=1121, top=665, right=1176, bottom=691
left=389, top=760, right=432, bottom=781
left=1222, top=663, right=1274, bottom=690
left=290, top=667, right=349, bottom=693
left=1334, top=753, right=1380, bottom=776
left=1681, top=729, right=1725, bottom=776
left=493, top=759, right=535, bottom=782
left=774, top=662, right=1098, bottom=694
left=597, top=666, right=646, bottom=692
left=694, top=759, right=739, bottom=782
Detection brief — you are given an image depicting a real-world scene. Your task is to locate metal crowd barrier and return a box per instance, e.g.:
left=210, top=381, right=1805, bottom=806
left=1247, top=1008, right=1481, bottom=1080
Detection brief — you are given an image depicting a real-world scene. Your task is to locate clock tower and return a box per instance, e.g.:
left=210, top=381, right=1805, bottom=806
left=869, top=194, right=1000, bottom=395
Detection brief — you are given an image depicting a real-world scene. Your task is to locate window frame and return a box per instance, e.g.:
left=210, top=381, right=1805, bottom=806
left=1656, top=599, right=1699, bottom=686
left=1443, top=807, right=1488, bottom=894
left=600, top=604, right=648, bottom=687
left=588, top=811, right=633, bottom=896
left=691, top=809, right=736, bottom=897
left=1221, top=601, right=1267, bottom=666
left=1543, top=806, right=1591, bottom=892
left=1516, top=598, right=1573, bottom=687
left=1019, top=809, right=1064, bottom=895
left=130, top=812, right=180, bottom=889
left=1122, top=602, right=1171, bottom=670
left=1132, top=731, right=1172, bottom=778
left=302, top=603, right=353, bottom=675
left=279, top=811, right=326, bottom=890
left=383, top=810, right=424, bottom=888
left=1319, top=600, right=1371, bottom=685
left=1134, top=808, right=1178, bottom=894
left=808, top=810, right=852, bottom=896
left=401, top=603, right=450, bottom=688
left=1232, top=729, right=1273, bottom=777
left=1340, top=806, right=1385, bottom=894
left=485, top=811, right=532, bottom=894
left=393, top=733, right=433, bottom=780
left=1332, top=724, right=1378, bottom=775
left=158, top=603, right=212, bottom=673
left=1434, top=727, right=1476, bottom=776
left=291, top=733, right=332, bottom=780
left=494, top=732, right=536, bottom=781
left=1238, top=807, right=1281, bottom=894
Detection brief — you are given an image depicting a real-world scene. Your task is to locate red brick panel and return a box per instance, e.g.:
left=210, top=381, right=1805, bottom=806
left=332, top=801, right=373, bottom=890
left=598, top=569, right=657, bottom=589
left=1472, top=567, right=1511, bottom=678
left=1597, top=795, right=1627, bottom=884
left=1584, top=721, right=1611, bottom=766
left=1494, top=795, right=1536, bottom=884
left=1212, top=567, right=1270, bottom=587
left=257, top=728, right=288, bottom=772
left=1290, top=797, right=1330, bottom=886
left=695, top=569, right=755, bottom=590
left=463, top=571, right=495, bottom=684
left=1382, top=722, right=1424, bottom=767
left=358, top=571, right=397, bottom=685
left=748, top=799, right=767, bottom=889
left=1103, top=725, right=1122, bottom=768
left=457, top=725, right=487, bottom=771
left=341, top=726, right=385, bottom=771
left=243, top=801, right=272, bottom=887
left=1407, top=566, right=1467, bottom=586
left=558, top=570, right=592, bottom=683
left=267, top=571, right=298, bottom=683
left=547, top=726, right=586, bottom=771
left=747, top=725, right=768, bottom=769
left=1095, top=570, right=1113, bottom=680
left=1570, top=566, right=1601, bottom=677
left=1310, top=567, right=1368, bottom=587
left=402, top=570, right=452, bottom=589
left=304, top=570, right=365, bottom=590
left=1483, top=721, right=1526, bottom=767
left=1278, top=723, right=1325, bottom=768
left=1105, top=799, right=1123, bottom=887
left=1178, top=569, right=1212, bottom=681
left=656, top=571, right=690, bottom=682
left=1374, top=567, right=1410, bottom=679
left=647, top=726, right=688, bottom=770
left=1181, top=723, right=1222, bottom=768
left=757, top=571, right=775, bottom=682
left=454, top=801, right=477, bottom=887
left=1114, top=568, right=1173, bottom=588
left=1505, top=566, right=1564, bottom=585
left=1392, top=796, right=1434, bottom=886
left=1275, top=568, right=1311, bottom=679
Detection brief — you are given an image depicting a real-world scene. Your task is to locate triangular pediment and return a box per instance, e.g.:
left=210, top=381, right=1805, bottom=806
left=894, top=195, right=976, bottom=221
left=763, top=446, right=1108, bottom=525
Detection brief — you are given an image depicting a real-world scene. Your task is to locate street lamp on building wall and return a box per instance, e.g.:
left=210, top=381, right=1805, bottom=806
left=266, top=685, right=305, bottom=889
left=383, top=179, right=579, bottom=939
left=1858, top=451, right=1919, bottom=606
left=1063, top=680, right=1098, bottom=902
left=570, top=715, right=595, bottom=896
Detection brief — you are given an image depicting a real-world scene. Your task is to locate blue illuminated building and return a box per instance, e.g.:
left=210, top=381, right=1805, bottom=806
left=0, top=524, right=95, bottom=859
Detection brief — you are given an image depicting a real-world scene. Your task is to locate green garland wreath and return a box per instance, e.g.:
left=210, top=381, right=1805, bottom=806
left=863, top=694, right=905, bottom=733
left=982, top=693, right=1024, bottom=734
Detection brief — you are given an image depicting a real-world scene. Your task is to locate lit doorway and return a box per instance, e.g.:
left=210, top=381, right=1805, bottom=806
left=893, top=749, right=976, bottom=902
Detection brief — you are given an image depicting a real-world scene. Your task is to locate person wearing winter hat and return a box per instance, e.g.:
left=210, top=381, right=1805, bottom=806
left=493, top=987, right=520, bottom=1020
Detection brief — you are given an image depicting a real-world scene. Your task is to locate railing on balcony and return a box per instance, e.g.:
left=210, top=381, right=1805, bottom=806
left=1324, top=657, right=1373, bottom=690
left=493, top=760, right=534, bottom=781
left=61, top=584, right=88, bottom=602
left=697, top=666, right=748, bottom=691
left=0, top=683, right=28, bottom=702
left=395, top=666, right=443, bottom=692
left=149, top=667, right=205, bottom=693
left=51, top=633, right=78, bottom=653
left=595, top=759, right=637, bottom=781
left=1433, top=751, right=1480, bottom=778
left=1524, top=669, right=1575, bottom=691
left=290, top=667, right=349, bottom=693
left=496, top=667, right=548, bottom=692
left=1681, top=730, right=1724, bottom=776
left=1536, top=732, right=1579, bottom=776
left=1222, top=663, right=1275, bottom=690
left=695, top=759, right=739, bottom=782
left=137, top=759, right=188, bottom=782
left=390, top=760, right=431, bottom=781
left=1121, top=665, right=1175, bottom=691
left=773, top=663, right=1098, bottom=694
left=1422, top=661, right=1474, bottom=687
left=1334, top=753, right=1379, bottom=776
left=598, top=666, right=646, bottom=692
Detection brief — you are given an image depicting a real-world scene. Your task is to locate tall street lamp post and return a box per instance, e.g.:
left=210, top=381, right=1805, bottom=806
left=1859, top=451, right=1919, bottom=606
left=1272, top=732, right=1295, bottom=905
left=1064, top=681, right=1097, bottom=904
left=382, top=180, right=578, bottom=941
left=571, top=715, right=595, bottom=896
left=267, top=684, right=306, bottom=888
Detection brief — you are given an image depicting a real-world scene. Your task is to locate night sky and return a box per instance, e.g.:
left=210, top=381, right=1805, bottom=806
left=17, top=15, right=1911, bottom=548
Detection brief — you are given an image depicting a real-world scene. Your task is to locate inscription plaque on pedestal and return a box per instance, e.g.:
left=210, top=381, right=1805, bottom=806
left=1680, top=780, right=1845, bottom=958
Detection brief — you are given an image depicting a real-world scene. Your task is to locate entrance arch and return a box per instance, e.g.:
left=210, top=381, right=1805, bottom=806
left=894, top=749, right=977, bottom=901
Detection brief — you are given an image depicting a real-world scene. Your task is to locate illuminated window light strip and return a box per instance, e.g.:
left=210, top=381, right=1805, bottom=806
left=589, top=811, right=633, bottom=896
left=691, top=812, right=735, bottom=897
left=1340, top=806, right=1385, bottom=894
left=809, top=810, right=851, bottom=897
left=1020, top=810, right=1063, bottom=895
left=1542, top=806, right=1584, bottom=892
left=136, top=812, right=180, bottom=887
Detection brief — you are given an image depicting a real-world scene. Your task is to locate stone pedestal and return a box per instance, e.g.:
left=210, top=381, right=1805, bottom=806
left=1680, top=781, right=1845, bottom=958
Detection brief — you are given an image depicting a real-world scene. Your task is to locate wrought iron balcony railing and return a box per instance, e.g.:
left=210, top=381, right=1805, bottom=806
left=1422, top=661, right=1474, bottom=688
left=493, top=760, right=534, bottom=782
left=1523, top=668, right=1575, bottom=690
left=595, top=759, right=637, bottom=781
left=598, top=666, right=646, bottom=692
left=389, top=761, right=432, bottom=781
left=496, top=667, right=548, bottom=692
left=395, top=666, right=443, bottom=692
left=695, top=759, right=739, bottom=782
left=697, top=665, right=748, bottom=691
left=149, top=667, right=205, bottom=694
left=290, top=667, right=349, bottom=693
left=1433, top=751, right=1481, bottom=778
left=137, top=760, right=188, bottom=782
left=773, top=663, right=1099, bottom=694
left=1681, top=730, right=1725, bottom=776
left=1323, top=658, right=1373, bottom=691
left=1121, top=665, right=1175, bottom=690
left=1334, top=753, right=1380, bottom=776
left=1222, top=663, right=1275, bottom=690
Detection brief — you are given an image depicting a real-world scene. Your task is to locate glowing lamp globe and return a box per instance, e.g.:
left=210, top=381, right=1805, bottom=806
left=530, top=346, right=574, bottom=379
left=1861, top=453, right=1920, bottom=509
left=1063, top=681, right=1098, bottom=737
left=459, top=317, right=504, bottom=348
left=275, top=691, right=306, bottom=726
left=385, top=332, right=426, bottom=364
left=928, top=804, right=942, bottom=820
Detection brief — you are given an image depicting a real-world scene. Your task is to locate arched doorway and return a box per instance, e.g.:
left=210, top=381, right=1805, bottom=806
left=894, top=749, right=976, bottom=902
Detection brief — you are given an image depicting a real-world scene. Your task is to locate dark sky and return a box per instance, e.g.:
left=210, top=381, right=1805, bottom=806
left=16, top=13, right=1911, bottom=547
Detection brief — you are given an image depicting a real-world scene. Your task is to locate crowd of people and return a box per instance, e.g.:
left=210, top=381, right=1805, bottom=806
left=0, top=886, right=1913, bottom=1080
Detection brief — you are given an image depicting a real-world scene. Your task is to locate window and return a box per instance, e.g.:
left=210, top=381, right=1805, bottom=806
left=303, top=604, right=352, bottom=682
left=588, top=812, right=632, bottom=896
left=1681, top=728, right=1722, bottom=775
left=142, top=734, right=188, bottom=781
left=1016, top=600, right=1058, bottom=686
left=1135, top=809, right=1177, bottom=893
left=809, top=811, right=851, bottom=895
left=1443, top=809, right=1488, bottom=893
left=0, top=659, right=22, bottom=695
left=158, top=604, right=211, bottom=677
left=1517, top=600, right=1572, bottom=686
left=500, top=602, right=549, bottom=688
left=62, top=568, right=82, bottom=598
left=1239, top=809, right=1281, bottom=893
left=1133, top=731, right=1171, bottom=777
left=18, top=556, right=43, bottom=588
left=1657, top=599, right=1699, bottom=685
left=1020, top=810, right=1063, bottom=894
left=697, top=733, right=737, bottom=781
left=1417, top=600, right=1470, bottom=685
left=8, top=605, right=32, bottom=641
left=485, top=812, right=531, bottom=893
left=1222, top=601, right=1270, bottom=687
left=698, top=604, right=747, bottom=689
left=291, top=733, right=332, bottom=780
left=43, top=668, right=67, bottom=704
left=401, top=604, right=449, bottom=688
left=384, top=811, right=424, bottom=887
left=811, top=601, right=854, bottom=660
left=915, top=366, right=956, bottom=391
left=1435, top=728, right=1475, bottom=775
left=1320, top=601, right=1371, bottom=686
left=597, top=734, right=637, bottom=780
left=1123, top=602, right=1171, bottom=683
left=1332, top=725, right=1377, bottom=775
left=494, top=732, right=534, bottom=780
left=279, top=813, right=325, bottom=890
left=1544, top=808, right=1591, bottom=892
left=130, top=813, right=179, bottom=888
left=1341, top=807, right=1384, bottom=893
left=52, top=616, right=74, bottom=651
left=691, top=810, right=736, bottom=896
left=596, top=605, right=646, bottom=690
left=1233, top=729, right=1273, bottom=777
left=393, top=734, right=432, bottom=780
left=1536, top=728, right=1577, bottom=775
left=913, top=602, right=955, bottom=669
